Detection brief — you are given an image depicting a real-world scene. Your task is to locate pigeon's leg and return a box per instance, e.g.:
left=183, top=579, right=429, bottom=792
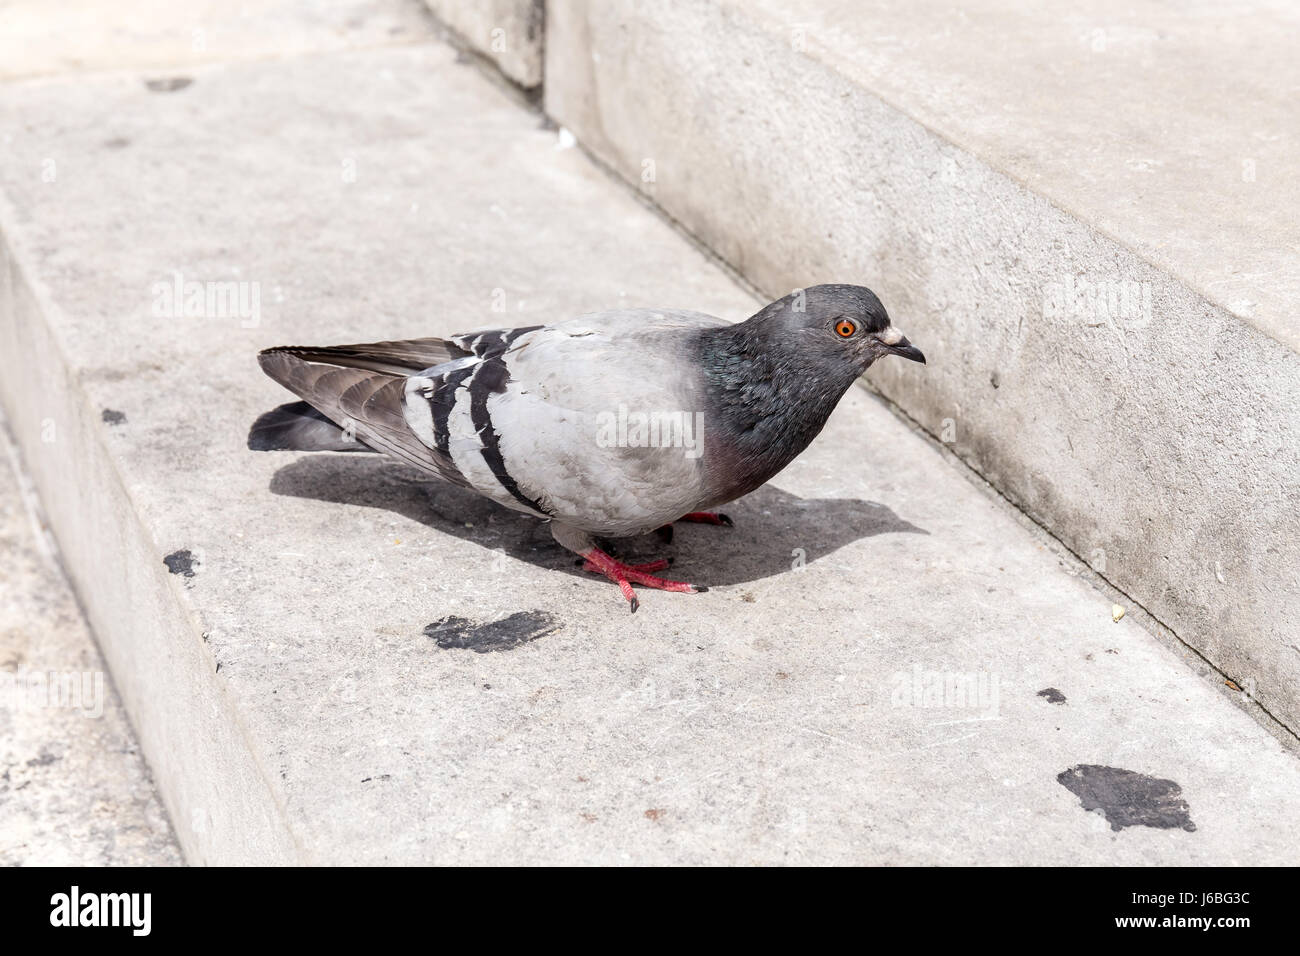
left=551, top=522, right=706, bottom=613
left=677, top=511, right=734, bottom=527
left=580, top=549, right=705, bottom=612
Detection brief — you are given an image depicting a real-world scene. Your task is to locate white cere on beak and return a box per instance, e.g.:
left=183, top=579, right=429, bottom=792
left=878, top=326, right=904, bottom=346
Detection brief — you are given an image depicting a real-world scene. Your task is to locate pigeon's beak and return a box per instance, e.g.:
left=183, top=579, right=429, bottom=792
left=877, top=328, right=926, bottom=364
left=889, top=338, right=926, bottom=364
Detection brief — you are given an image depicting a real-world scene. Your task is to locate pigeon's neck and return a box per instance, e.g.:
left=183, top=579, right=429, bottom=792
left=694, top=321, right=859, bottom=497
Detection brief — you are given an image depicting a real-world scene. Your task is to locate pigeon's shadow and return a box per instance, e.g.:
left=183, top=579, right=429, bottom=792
left=269, top=455, right=928, bottom=587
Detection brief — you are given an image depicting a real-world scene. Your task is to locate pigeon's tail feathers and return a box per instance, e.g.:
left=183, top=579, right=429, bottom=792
left=256, top=347, right=470, bottom=487
left=247, top=401, right=378, bottom=453
left=259, top=336, right=470, bottom=376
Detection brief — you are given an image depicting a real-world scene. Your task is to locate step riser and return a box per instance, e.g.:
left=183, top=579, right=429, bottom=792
left=0, top=226, right=301, bottom=865
left=543, top=0, right=1300, bottom=734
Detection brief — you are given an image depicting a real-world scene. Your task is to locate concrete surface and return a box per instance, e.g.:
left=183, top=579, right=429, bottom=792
left=0, top=0, right=435, bottom=81
left=3, top=6, right=1300, bottom=864
left=0, top=416, right=181, bottom=866
left=543, top=0, right=1300, bottom=735
left=423, top=0, right=543, bottom=88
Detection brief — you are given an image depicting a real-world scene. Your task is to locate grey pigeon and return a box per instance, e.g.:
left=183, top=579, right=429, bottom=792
left=249, top=284, right=925, bottom=610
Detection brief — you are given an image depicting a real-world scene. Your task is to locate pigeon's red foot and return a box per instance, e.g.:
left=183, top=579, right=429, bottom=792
left=580, top=548, right=707, bottom=613
left=677, top=511, right=734, bottom=526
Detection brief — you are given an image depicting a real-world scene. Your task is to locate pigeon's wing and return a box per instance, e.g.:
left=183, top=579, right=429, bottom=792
left=410, top=310, right=729, bottom=533
left=257, top=312, right=730, bottom=530
left=256, top=335, right=477, bottom=485
left=262, top=336, right=471, bottom=376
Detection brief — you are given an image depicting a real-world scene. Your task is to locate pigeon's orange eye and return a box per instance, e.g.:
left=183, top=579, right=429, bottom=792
left=835, top=319, right=857, bottom=338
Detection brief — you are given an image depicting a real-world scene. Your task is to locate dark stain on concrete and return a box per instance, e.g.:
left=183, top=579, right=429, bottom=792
left=163, top=549, right=198, bottom=578
left=1037, top=687, right=1067, bottom=705
left=1057, top=764, right=1196, bottom=832
left=145, top=76, right=193, bottom=93
left=103, top=137, right=130, bottom=149
left=424, top=610, right=559, bottom=653
left=101, top=408, right=126, bottom=425
left=27, top=748, right=60, bottom=767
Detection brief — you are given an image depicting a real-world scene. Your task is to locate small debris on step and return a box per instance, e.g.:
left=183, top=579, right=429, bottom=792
left=145, top=76, right=193, bottom=93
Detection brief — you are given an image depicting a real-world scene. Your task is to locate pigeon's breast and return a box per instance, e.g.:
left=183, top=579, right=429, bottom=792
left=479, top=318, right=720, bottom=535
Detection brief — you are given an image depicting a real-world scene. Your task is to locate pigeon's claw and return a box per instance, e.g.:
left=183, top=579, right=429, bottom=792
left=580, top=548, right=707, bottom=612
left=678, top=511, right=734, bottom=527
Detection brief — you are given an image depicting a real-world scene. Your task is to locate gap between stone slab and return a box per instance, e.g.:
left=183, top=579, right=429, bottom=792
left=418, top=4, right=543, bottom=108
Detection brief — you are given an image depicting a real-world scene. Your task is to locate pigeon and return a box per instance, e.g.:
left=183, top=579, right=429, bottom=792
left=248, top=284, right=925, bottom=610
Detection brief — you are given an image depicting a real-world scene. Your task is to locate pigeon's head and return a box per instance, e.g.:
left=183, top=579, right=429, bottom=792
left=748, top=283, right=925, bottom=374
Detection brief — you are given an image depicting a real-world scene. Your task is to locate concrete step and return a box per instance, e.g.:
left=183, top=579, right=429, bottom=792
left=2, top=1, right=1299, bottom=864
left=1, top=415, right=181, bottom=865
left=542, top=0, right=1300, bottom=736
